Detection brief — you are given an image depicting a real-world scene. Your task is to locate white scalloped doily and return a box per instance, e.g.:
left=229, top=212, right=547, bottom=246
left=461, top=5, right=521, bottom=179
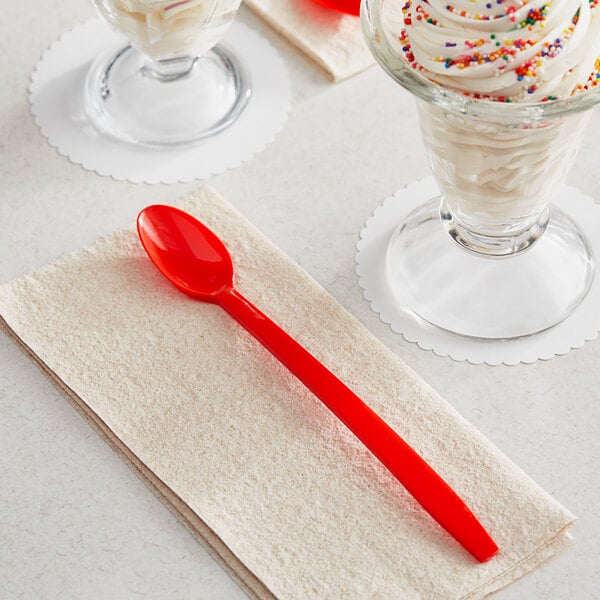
left=356, top=177, right=600, bottom=365
left=29, top=19, right=291, bottom=184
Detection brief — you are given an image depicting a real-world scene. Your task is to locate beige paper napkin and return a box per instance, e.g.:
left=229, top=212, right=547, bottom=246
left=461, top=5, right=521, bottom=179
left=245, top=0, right=374, bottom=81
left=0, top=187, right=574, bottom=599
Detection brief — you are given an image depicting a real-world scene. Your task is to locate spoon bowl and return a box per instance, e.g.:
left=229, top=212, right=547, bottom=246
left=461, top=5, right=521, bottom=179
left=137, top=205, right=233, bottom=301
left=311, top=0, right=360, bottom=16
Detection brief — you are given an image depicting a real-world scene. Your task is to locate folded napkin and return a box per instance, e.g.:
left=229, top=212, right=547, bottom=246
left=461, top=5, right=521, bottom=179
left=0, top=187, right=574, bottom=599
left=245, top=0, right=373, bottom=81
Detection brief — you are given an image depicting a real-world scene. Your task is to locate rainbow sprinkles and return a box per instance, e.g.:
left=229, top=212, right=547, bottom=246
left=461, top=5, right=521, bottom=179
left=395, top=0, right=600, bottom=101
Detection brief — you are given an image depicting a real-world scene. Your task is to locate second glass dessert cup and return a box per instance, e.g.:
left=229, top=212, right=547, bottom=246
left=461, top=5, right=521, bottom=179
left=85, top=0, right=250, bottom=146
left=362, top=0, right=600, bottom=340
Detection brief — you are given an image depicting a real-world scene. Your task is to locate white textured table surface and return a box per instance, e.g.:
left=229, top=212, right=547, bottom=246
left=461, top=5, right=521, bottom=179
left=1, top=2, right=599, bottom=599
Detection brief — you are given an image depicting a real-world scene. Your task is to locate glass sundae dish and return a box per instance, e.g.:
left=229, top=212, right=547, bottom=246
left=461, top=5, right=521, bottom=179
left=85, top=0, right=250, bottom=146
left=362, top=0, right=600, bottom=339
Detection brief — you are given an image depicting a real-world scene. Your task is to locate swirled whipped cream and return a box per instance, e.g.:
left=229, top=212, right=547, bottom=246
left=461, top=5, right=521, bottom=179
left=392, top=0, right=600, bottom=101
left=93, top=0, right=241, bottom=59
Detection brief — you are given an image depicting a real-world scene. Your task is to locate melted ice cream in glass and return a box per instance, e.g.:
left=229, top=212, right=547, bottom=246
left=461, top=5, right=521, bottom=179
left=85, top=0, right=250, bottom=145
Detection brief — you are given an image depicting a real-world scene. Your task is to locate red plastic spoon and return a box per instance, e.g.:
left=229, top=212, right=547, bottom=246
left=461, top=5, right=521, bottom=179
left=311, top=0, right=361, bottom=16
left=137, top=204, right=499, bottom=562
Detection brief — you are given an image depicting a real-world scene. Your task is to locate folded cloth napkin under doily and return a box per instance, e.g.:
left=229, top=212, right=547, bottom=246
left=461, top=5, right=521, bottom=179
left=245, top=0, right=373, bottom=81
left=0, top=187, right=575, bottom=599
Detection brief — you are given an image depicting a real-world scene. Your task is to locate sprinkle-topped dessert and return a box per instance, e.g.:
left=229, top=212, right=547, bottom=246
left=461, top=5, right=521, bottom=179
left=394, top=0, right=600, bottom=101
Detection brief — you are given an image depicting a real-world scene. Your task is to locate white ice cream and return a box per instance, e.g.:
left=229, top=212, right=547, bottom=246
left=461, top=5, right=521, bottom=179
left=417, top=100, right=590, bottom=222
left=92, top=0, right=242, bottom=59
left=387, top=0, right=600, bottom=101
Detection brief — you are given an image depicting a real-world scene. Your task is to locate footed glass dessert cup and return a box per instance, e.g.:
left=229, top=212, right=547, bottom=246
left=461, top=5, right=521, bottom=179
left=361, top=0, right=600, bottom=339
left=85, top=0, right=250, bottom=146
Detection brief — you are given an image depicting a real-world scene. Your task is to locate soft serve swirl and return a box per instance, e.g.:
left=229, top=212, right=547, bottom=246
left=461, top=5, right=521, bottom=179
left=392, top=0, right=600, bottom=101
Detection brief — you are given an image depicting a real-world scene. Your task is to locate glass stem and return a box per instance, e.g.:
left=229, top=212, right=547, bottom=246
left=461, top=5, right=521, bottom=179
left=142, top=54, right=197, bottom=82
left=440, top=198, right=550, bottom=257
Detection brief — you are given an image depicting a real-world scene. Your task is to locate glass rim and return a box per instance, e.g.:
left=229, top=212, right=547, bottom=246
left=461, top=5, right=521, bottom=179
left=360, top=0, right=600, bottom=123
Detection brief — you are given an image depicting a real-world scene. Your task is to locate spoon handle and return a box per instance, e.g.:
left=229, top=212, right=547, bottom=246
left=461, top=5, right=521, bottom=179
left=218, top=287, right=498, bottom=562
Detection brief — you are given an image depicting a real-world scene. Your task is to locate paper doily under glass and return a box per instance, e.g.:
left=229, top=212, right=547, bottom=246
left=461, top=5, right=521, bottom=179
left=356, top=177, right=600, bottom=365
left=29, top=19, right=291, bottom=184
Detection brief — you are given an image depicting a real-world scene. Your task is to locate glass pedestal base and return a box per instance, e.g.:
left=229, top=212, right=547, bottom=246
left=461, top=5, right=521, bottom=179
left=386, top=197, right=595, bottom=340
left=84, top=44, right=251, bottom=147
